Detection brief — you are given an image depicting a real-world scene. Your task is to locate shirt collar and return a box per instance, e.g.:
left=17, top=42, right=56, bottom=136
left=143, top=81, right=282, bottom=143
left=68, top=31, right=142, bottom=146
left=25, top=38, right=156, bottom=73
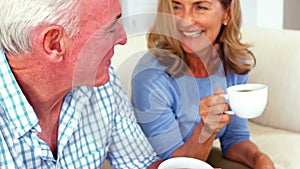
left=0, top=51, right=39, bottom=138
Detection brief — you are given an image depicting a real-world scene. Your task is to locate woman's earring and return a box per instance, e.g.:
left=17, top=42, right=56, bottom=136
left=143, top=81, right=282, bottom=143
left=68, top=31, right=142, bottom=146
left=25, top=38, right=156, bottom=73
left=223, top=22, right=227, bottom=26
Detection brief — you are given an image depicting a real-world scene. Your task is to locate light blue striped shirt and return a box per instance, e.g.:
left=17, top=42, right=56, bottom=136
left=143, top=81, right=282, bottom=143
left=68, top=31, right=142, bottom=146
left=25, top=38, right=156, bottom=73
left=0, top=51, right=158, bottom=169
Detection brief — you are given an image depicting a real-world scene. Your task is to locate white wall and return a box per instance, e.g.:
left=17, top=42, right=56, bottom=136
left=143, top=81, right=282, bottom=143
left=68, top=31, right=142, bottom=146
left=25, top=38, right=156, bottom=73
left=240, top=0, right=258, bottom=27
left=121, top=0, right=158, bottom=17
left=235, top=0, right=284, bottom=29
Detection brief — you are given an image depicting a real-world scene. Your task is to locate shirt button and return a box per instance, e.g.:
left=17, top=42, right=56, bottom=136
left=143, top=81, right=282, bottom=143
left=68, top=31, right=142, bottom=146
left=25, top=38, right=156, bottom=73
left=56, top=161, right=61, bottom=168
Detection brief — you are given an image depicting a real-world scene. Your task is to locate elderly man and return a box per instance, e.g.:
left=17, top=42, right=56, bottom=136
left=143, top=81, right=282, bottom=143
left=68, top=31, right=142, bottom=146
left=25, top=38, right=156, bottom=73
left=0, top=0, right=161, bottom=168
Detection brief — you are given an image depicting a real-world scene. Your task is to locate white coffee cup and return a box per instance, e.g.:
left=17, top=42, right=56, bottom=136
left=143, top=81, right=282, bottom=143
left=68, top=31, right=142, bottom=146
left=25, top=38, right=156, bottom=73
left=223, top=83, right=268, bottom=119
left=158, top=157, right=213, bottom=169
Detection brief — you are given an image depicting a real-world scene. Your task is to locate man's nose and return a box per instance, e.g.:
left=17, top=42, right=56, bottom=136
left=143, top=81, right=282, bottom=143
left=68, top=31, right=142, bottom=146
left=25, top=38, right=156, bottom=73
left=115, top=21, right=127, bottom=46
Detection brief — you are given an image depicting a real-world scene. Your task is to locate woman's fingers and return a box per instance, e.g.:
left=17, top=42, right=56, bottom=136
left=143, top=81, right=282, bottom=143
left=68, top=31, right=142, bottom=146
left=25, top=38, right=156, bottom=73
left=199, top=95, right=230, bottom=124
left=213, top=88, right=224, bottom=95
left=199, top=88, right=231, bottom=133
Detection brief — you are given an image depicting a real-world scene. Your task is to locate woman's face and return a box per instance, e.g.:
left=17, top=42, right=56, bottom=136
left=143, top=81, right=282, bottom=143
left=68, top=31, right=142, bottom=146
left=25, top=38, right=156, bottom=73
left=171, top=0, right=230, bottom=54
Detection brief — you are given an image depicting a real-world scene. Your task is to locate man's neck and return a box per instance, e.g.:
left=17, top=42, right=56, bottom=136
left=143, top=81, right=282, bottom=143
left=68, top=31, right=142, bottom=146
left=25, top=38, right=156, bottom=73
left=6, top=53, right=70, bottom=122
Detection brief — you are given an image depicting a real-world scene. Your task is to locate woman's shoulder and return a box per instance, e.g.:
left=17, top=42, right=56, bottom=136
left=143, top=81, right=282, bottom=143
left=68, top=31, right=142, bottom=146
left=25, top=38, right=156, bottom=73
left=226, top=70, right=249, bottom=86
left=132, top=52, right=170, bottom=80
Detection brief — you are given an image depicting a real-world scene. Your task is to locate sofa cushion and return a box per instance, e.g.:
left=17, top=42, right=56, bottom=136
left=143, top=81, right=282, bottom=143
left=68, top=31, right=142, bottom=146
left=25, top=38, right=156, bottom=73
left=249, top=122, right=300, bottom=169
left=242, top=27, right=300, bottom=133
left=213, top=121, right=300, bottom=169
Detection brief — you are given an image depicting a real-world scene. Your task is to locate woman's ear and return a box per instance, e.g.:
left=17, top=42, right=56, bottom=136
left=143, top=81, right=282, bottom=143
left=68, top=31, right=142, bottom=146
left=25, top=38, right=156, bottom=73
left=42, top=25, right=66, bottom=62
left=223, top=8, right=231, bottom=26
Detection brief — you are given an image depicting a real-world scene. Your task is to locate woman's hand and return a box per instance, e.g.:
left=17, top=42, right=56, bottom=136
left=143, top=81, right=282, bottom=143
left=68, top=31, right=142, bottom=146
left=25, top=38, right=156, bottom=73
left=225, top=141, right=275, bottom=169
left=199, top=88, right=231, bottom=138
left=171, top=89, right=232, bottom=160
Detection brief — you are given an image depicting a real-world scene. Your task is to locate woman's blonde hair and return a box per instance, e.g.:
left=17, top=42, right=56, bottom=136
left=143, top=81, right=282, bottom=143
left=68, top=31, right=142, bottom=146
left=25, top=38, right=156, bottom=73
left=147, top=0, right=255, bottom=77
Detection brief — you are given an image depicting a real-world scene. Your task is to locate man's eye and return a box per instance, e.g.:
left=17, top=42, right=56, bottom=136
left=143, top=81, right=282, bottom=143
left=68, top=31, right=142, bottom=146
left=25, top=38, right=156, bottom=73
left=108, top=28, right=116, bottom=33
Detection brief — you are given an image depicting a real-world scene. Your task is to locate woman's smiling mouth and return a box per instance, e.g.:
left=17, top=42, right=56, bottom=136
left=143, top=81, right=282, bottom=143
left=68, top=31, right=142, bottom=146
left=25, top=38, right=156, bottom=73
left=182, top=30, right=203, bottom=38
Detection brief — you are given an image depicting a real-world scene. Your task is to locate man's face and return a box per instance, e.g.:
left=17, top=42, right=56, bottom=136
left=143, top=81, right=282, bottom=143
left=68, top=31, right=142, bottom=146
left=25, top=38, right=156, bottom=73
left=70, top=0, right=127, bottom=87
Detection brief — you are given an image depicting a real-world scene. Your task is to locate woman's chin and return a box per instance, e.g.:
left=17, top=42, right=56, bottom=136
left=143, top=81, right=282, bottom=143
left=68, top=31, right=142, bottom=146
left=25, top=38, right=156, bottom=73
left=181, top=42, right=212, bottom=55
left=181, top=44, right=201, bottom=54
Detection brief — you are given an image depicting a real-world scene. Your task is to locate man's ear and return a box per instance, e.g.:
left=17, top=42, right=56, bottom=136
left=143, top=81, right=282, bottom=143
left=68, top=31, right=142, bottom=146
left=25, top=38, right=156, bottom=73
left=42, top=25, right=66, bottom=62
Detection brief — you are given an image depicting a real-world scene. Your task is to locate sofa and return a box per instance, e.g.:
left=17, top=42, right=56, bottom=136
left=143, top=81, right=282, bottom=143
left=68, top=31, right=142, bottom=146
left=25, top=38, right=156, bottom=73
left=102, top=27, right=300, bottom=169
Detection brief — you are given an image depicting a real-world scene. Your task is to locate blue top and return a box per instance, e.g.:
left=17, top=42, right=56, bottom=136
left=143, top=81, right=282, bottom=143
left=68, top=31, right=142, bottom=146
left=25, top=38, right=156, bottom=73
left=131, top=52, right=250, bottom=160
left=0, top=51, right=158, bottom=169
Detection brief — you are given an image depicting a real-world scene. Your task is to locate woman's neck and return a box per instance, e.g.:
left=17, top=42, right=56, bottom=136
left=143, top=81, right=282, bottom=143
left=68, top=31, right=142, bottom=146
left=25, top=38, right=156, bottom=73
left=186, top=53, right=209, bottom=78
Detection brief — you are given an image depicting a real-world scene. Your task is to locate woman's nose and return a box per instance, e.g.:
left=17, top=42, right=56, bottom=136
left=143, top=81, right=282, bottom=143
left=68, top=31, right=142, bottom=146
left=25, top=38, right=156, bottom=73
left=183, top=10, right=196, bottom=24
left=178, top=11, right=196, bottom=27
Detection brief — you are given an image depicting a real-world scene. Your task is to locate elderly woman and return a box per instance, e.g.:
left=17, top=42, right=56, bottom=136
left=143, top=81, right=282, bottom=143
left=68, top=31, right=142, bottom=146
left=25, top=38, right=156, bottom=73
left=131, top=0, right=275, bottom=168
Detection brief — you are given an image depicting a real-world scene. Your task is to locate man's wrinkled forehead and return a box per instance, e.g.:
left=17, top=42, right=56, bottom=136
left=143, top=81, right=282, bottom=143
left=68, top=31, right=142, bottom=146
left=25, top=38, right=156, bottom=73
left=99, top=1, right=122, bottom=30
left=104, top=1, right=121, bottom=13
left=91, top=0, right=121, bottom=11
left=80, top=0, right=120, bottom=10
left=79, top=0, right=121, bottom=25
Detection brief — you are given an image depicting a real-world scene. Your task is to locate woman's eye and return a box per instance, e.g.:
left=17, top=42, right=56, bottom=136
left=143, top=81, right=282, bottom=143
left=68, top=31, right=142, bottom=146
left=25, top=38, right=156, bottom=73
left=172, top=4, right=182, bottom=11
left=197, top=5, right=208, bottom=10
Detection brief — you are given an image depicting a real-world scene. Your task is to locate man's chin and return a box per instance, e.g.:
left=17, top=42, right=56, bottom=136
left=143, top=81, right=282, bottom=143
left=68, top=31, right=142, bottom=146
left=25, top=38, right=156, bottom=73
left=94, top=77, right=110, bottom=87
left=72, top=73, right=110, bottom=87
left=94, top=71, right=110, bottom=87
left=72, top=66, right=111, bottom=87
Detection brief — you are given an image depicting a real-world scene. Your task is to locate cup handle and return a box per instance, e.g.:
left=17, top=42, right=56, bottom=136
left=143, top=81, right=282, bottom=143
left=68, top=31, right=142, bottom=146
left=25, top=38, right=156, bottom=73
left=224, top=111, right=235, bottom=115
left=220, top=94, right=235, bottom=115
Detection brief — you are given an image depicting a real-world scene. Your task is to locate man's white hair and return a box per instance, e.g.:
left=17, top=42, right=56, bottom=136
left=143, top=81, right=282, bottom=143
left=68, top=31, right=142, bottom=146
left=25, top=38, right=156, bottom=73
left=0, top=0, right=80, bottom=55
